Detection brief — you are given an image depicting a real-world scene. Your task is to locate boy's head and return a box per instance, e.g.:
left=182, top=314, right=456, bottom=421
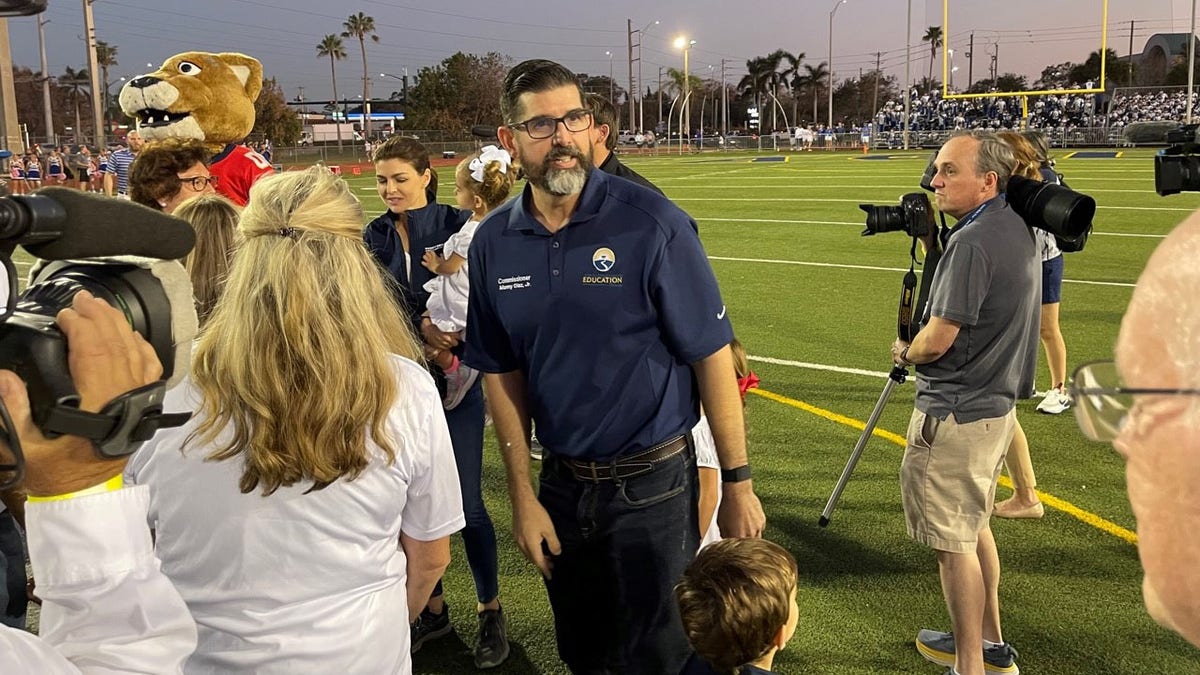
left=675, top=538, right=799, bottom=673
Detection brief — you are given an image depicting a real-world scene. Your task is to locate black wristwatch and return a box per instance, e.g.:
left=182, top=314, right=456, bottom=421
left=721, top=465, right=752, bottom=483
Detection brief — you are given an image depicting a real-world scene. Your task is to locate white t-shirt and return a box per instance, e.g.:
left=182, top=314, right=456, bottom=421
left=126, top=355, right=465, bottom=675
left=692, top=415, right=722, bottom=550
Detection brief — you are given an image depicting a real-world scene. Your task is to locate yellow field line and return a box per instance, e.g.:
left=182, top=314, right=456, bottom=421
left=749, top=387, right=1139, bottom=545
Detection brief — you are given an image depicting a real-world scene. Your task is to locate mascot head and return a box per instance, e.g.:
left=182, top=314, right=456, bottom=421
left=119, top=52, right=262, bottom=155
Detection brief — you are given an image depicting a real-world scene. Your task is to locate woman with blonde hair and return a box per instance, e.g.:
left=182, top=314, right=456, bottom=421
left=173, top=194, right=242, bottom=328
left=126, top=167, right=465, bottom=674
left=992, top=130, right=1051, bottom=519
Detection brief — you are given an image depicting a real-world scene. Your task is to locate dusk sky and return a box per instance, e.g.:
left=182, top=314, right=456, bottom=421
left=5, top=0, right=1197, bottom=110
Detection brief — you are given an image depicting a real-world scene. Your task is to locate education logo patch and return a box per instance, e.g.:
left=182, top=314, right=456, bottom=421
left=592, top=247, right=616, bottom=272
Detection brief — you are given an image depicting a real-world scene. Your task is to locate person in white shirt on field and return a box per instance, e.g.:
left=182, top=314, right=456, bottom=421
left=0, top=289, right=197, bottom=674
left=126, top=167, right=465, bottom=674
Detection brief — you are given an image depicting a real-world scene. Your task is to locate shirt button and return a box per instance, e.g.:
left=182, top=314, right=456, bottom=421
left=552, top=241, right=560, bottom=249
left=552, top=269, right=560, bottom=276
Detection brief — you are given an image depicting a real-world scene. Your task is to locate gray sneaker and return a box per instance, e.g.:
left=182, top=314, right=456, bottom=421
left=916, top=629, right=1019, bottom=674
left=474, top=607, right=510, bottom=669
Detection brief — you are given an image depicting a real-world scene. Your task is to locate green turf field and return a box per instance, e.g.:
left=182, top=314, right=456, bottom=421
left=15, top=149, right=1200, bottom=673
left=393, top=149, right=1200, bottom=674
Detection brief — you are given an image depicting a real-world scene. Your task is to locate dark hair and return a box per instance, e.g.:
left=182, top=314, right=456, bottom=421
left=587, top=93, right=618, bottom=151
left=372, top=135, right=438, bottom=200
left=128, top=137, right=211, bottom=211
left=676, top=538, right=798, bottom=675
left=500, top=59, right=584, bottom=124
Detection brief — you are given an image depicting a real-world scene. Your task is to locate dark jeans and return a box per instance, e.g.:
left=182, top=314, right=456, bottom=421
left=539, top=443, right=699, bottom=675
left=0, top=511, right=26, bottom=629
left=432, top=379, right=499, bottom=605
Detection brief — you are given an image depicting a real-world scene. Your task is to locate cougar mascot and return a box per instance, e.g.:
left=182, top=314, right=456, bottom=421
left=120, top=52, right=274, bottom=206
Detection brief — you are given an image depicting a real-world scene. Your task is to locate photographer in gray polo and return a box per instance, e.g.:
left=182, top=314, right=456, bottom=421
left=889, top=130, right=1039, bottom=675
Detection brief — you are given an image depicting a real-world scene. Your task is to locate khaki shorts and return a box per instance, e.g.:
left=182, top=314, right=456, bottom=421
left=900, top=408, right=1016, bottom=553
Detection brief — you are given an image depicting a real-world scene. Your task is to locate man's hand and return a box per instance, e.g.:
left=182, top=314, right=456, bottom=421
left=420, top=317, right=460, bottom=351
left=511, top=496, right=561, bottom=579
left=717, top=481, right=766, bottom=537
left=891, top=338, right=911, bottom=366
left=0, top=290, right=162, bottom=496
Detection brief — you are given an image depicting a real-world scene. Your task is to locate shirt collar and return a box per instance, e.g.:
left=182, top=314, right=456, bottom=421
left=946, top=194, right=1004, bottom=238
left=506, top=168, right=608, bottom=235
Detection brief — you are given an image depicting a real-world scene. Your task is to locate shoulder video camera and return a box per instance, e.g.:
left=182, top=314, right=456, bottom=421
left=1155, top=123, right=1200, bottom=196
left=1, top=187, right=198, bottom=490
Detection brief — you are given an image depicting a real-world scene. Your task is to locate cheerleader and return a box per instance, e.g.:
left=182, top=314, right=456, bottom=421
left=8, top=157, right=25, bottom=195
left=46, top=150, right=64, bottom=186
left=24, top=154, right=41, bottom=189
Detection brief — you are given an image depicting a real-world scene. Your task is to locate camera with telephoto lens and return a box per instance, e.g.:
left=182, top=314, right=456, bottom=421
left=1155, top=123, right=1200, bottom=196
left=858, top=192, right=935, bottom=237
left=0, top=187, right=197, bottom=490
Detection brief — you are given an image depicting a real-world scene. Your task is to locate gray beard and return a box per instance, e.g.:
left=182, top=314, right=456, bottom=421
left=542, top=164, right=589, bottom=196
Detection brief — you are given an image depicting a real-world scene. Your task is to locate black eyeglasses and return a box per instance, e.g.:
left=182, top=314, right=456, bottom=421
left=180, top=175, right=219, bottom=191
left=508, top=108, right=593, bottom=140
left=1068, top=360, right=1200, bottom=442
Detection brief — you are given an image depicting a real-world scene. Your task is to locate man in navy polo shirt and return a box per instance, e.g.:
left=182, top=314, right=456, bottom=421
left=465, top=59, right=766, bottom=675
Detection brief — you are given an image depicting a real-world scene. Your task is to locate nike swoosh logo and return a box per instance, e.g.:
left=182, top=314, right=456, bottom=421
left=716, top=305, right=727, bottom=320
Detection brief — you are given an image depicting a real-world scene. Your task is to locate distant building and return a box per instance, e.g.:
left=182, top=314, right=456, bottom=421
left=1135, top=33, right=1200, bottom=85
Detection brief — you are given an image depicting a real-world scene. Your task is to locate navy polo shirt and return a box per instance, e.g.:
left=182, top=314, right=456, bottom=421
left=465, top=169, right=733, bottom=461
left=363, top=200, right=470, bottom=329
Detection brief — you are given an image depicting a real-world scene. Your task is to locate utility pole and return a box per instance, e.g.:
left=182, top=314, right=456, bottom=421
left=872, top=51, right=881, bottom=122
left=721, top=58, right=728, bottom=139
left=1128, top=20, right=1136, bottom=86
left=626, top=19, right=635, bottom=135
left=990, top=41, right=999, bottom=82
left=83, top=0, right=104, bottom=148
left=38, top=14, right=54, bottom=146
left=658, top=66, right=663, bottom=131
left=967, top=32, right=974, bottom=88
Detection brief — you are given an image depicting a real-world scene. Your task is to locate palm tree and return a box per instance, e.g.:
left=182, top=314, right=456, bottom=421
left=95, top=41, right=118, bottom=120
left=801, top=62, right=829, bottom=124
left=61, top=66, right=91, bottom=143
left=737, top=56, right=774, bottom=132
left=316, top=34, right=347, bottom=150
left=342, top=12, right=379, bottom=138
left=760, top=50, right=794, bottom=131
left=781, top=51, right=805, bottom=124
left=922, top=26, right=943, bottom=93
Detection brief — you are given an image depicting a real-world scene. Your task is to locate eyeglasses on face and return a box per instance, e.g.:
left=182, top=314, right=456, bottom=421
left=180, top=174, right=218, bottom=191
left=508, top=108, right=593, bottom=140
left=1068, top=359, right=1200, bottom=442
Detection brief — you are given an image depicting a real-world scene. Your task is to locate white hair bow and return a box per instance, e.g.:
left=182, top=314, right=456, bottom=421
left=470, top=145, right=511, bottom=183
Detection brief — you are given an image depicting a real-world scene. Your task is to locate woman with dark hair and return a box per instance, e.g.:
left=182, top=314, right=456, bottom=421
left=129, top=138, right=217, bottom=214
left=364, top=136, right=509, bottom=669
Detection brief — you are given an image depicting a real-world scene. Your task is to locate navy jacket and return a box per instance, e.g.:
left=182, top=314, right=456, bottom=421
left=363, top=201, right=470, bottom=329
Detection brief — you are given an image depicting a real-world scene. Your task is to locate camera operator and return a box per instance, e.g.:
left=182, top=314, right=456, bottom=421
left=0, top=289, right=197, bottom=673
left=889, top=130, right=1039, bottom=675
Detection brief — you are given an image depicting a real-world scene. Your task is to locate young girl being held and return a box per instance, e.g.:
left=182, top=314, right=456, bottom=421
left=421, top=145, right=515, bottom=408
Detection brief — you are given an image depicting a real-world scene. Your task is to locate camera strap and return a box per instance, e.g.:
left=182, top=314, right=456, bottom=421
left=897, top=237, right=920, bottom=342
left=40, top=381, right=191, bottom=459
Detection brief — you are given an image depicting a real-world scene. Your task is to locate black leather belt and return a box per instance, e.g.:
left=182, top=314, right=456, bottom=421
left=557, top=435, right=689, bottom=483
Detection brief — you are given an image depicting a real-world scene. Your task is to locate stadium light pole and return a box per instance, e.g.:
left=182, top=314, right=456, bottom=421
left=605, top=51, right=614, bottom=109
left=675, top=36, right=695, bottom=150
left=634, top=19, right=659, bottom=133
left=828, top=0, right=847, bottom=132
left=1188, top=0, right=1196, bottom=123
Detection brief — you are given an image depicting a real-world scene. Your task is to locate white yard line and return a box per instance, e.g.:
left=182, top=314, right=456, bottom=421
left=707, top=255, right=1136, bottom=287
left=697, top=217, right=1167, bottom=238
